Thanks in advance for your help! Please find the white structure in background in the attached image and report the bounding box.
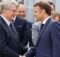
[35,0,55,3]
[15,0,35,23]
[16,0,57,23]
[35,0,60,14]
[1,0,60,22]
[24,0,35,23]
[2,0,18,4]
[17,0,23,3]
[55,0,60,14]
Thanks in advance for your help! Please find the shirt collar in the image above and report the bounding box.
[13,16,16,21]
[42,16,51,24]
[1,15,11,26]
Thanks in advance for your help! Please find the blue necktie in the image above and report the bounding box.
[40,23,44,32]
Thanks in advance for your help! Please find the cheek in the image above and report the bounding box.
[38,13,41,17]
[18,13,22,16]
[11,12,15,16]
[9,12,14,19]
[10,13,13,17]
[36,12,39,17]
[16,12,19,15]
[7,13,12,17]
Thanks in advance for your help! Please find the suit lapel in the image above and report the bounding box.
[0,16,11,37]
[0,16,19,41]
[36,18,52,46]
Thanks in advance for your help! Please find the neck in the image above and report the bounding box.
[42,14,49,22]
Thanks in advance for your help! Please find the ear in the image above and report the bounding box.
[41,9,45,15]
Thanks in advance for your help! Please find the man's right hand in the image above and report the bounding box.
[19,55,26,57]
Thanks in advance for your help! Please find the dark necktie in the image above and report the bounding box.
[10,23,14,32]
[10,23,17,34]
[35,23,44,45]
[10,23,19,41]
[40,23,44,32]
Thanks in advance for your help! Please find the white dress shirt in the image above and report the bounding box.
[42,16,51,24]
[1,15,11,26]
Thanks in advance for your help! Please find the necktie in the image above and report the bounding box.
[10,23,19,41]
[40,23,44,32]
[35,24,44,45]
[10,23,15,32]
[10,22,18,34]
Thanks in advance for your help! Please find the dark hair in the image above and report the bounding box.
[48,2,55,10]
[54,13,60,22]
[34,1,51,15]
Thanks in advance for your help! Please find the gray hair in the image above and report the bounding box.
[1,0,18,10]
[0,3,4,14]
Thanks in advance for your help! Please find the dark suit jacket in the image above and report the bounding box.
[26,18,60,57]
[24,21,34,47]
[14,17,34,47]
[36,18,60,57]
[14,17,27,46]
[0,16,27,57]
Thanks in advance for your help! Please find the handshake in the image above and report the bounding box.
[19,47,30,57]
[19,47,35,57]
[19,55,26,57]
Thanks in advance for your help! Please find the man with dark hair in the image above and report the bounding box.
[21,1,60,57]
[48,2,55,10]
[34,1,60,57]
[48,2,56,19]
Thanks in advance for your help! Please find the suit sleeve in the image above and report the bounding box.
[25,47,35,57]
[50,22,60,57]
[28,23,34,47]
[0,27,19,57]
[20,20,28,46]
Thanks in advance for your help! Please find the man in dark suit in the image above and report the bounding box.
[14,4,34,47]
[34,2,60,57]
[25,21,34,47]
[0,1,27,57]
[14,16,27,46]
[21,1,60,57]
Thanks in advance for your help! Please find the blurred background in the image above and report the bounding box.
[0,0,60,23]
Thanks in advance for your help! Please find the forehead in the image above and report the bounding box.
[34,6,40,11]
[10,4,17,10]
[18,5,26,11]
[18,8,25,12]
